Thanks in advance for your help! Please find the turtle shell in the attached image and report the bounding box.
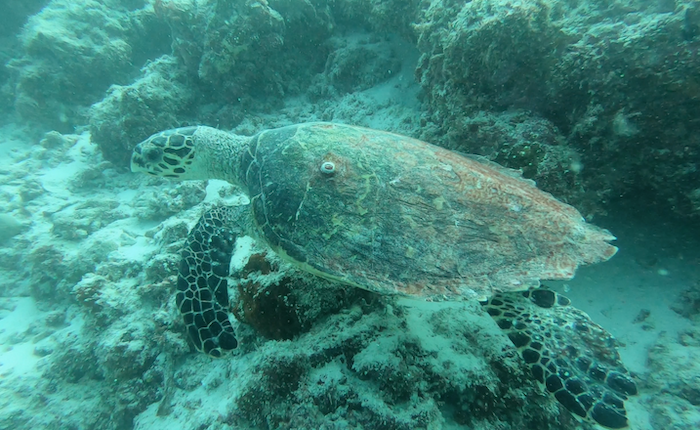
[239,122,616,300]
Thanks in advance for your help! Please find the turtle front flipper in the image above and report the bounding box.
[482,288,638,429]
[178,206,243,357]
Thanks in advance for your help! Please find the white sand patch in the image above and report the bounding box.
[204,179,249,205]
[549,214,699,376]
[230,236,255,273]
[116,236,159,261]
[399,298,480,353]
[0,128,31,169]
[38,132,93,197]
[0,297,42,376]
[133,355,255,430]
[115,188,140,203]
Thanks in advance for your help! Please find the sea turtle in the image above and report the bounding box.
[131,122,637,428]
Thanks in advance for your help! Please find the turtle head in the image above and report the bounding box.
[131,126,245,182]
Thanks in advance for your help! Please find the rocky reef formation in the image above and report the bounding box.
[2,0,170,132]
[3,1,700,429]
[414,0,700,216]
[3,1,700,216]
[646,326,700,428]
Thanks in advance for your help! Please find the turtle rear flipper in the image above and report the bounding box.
[177,206,244,357]
[483,288,638,429]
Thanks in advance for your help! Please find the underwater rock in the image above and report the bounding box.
[327,0,420,39]
[227,300,568,429]
[8,0,169,132]
[647,329,700,427]
[87,0,419,166]
[131,181,206,220]
[231,250,375,342]
[0,213,26,245]
[414,0,700,217]
[321,35,403,94]
[89,56,195,167]
[194,0,332,105]
[671,282,700,321]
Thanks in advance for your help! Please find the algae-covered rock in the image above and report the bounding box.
[547,2,700,217]
[89,55,196,167]
[230,249,374,342]
[193,0,333,113]
[318,34,403,95]
[328,0,421,39]
[414,0,700,217]
[7,0,170,131]
[228,299,567,430]
[0,0,49,121]
[647,329,700,427]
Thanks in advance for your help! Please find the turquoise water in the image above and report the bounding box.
[1,1,699,429]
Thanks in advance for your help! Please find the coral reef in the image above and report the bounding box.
[5,0,170,132]
[4,0,700,217]
[131,180,207,220]
[0,0,49,120]
[646,328,700,428]
[315,34,403,96]
[163,0,334,124]
[210,298,570,430]
[88,0,420,168]
[3,1,700,430]
[414,0,700,216]
[88,56,196,166]
[328,0,421,38]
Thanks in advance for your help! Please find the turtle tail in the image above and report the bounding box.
[177,206,240,357]
[482,287,638,429]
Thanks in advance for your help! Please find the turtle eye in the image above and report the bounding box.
[144,147,163,162]
[320,161,335,175]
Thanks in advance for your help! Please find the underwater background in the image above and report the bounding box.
[1,0,700,429]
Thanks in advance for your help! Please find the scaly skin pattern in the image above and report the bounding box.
[177,206,242,357]
[483,288,638,429]
[131,126,248,181]
[238,122,617,300]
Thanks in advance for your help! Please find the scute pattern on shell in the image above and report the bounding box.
[241,122,617,300]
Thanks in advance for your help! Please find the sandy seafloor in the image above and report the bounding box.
[1,29,700,430]
[549,207,700,429]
